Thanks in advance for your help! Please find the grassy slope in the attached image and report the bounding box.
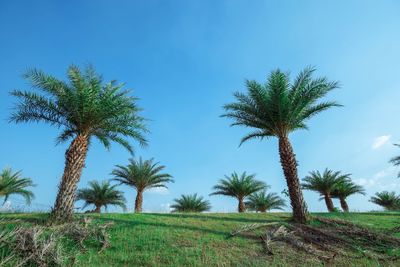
[2,212,400,267]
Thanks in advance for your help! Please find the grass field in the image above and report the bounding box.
[1,212,400,266]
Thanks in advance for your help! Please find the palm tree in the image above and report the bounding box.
[171,194,211,213]
[302,169,347,212]
[76,180,126,213]
[0,168,34,204]
[10,65,147,223]
[222,67,340,223]
[331,179,365,212]
[245,190,286,212]
[112,158,173,213]
[210,172,267,212]
[370,191,400,211]
[389,143,400,178]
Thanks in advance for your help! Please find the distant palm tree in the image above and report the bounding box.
[210,172,267,212]
[389,143,400,178]
[10,65,147,223]
[222,67,340,223]
[302,169,348,212]
[171,194,211,213]
[112,158,173,213]
[76,180,126,213]
[331,179,365,212]
[0,168,34,205]
[245,190,286,212]
[370,191,400,211]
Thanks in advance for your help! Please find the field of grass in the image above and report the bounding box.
[1,212,400,266]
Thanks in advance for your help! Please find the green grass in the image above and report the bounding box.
[1,212,400,266]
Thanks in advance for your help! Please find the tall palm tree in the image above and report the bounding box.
[112,158,173,213]
[222,67,340,223]
[210,172,267,212]
[10,65,147,223]
[370,191,400,211]
[302,169,347,212]
[171,194,211,213]
[0,168,34,204]
[245,190,286,212]
[76,180,126,213]
[331,179,365,212]
[389,143,400,178]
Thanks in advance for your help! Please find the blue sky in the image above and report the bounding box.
[1,1,400,212]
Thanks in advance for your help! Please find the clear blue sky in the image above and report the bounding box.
[1,1,400,212]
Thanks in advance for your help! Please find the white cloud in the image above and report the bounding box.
[0,201,12,212]
[355,167,400,190]
[372,135,391,149]
[147,187,170,195]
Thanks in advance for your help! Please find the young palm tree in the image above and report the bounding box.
[10,65,147,222]
[0,168,34,204]
[171,194,211,213]
[222,67,340,223]
[330,179,365,212]
[302,169,347,212]
[245,190,286,212]
[370,191,400,211]
[210,172,267,212]
[112,158,173,213]
[76,180,126,213]
[389,143,400,178]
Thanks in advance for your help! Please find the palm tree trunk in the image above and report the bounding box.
[135,190,143,213]
[278,136,309,223]
[339,197,349,212]
[50,134,89,223]
[324,193,335,212]
[238,198,245,212]
[94,205,101,213]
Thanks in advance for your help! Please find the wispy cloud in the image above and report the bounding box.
[355,166,400,190]
[147,187,170,195]
[372,135,391,149]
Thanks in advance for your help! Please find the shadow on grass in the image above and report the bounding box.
[141,213,290,223]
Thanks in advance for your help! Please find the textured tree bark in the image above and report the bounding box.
[238,198,245,213]
[94,205,101,213]
[339,197,349,212]
[323,193,335,212]
[278,136,309,223]
[135,190,143,213]
[50,134,89,223]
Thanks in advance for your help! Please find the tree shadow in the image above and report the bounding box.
[142,213,289,223]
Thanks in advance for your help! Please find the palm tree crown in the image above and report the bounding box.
[222,67,340,223]
[370,191,400,211]
[389,143,400,178]
[302,169,348,212]
[171,194,211,213]
[76,180,126,213]
[210,172,267,212]
[0,168,34,204]
[112,158,173,212]
[10,65,147,223]
[245,191,286,212]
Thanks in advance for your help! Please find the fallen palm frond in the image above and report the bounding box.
[230,216,400,264]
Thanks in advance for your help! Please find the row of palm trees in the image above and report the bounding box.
[7,65,400,223]
[2,164,398,213]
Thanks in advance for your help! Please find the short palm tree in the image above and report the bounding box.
[210,172,267,212]
[331,179,365,212]
[245,190,286,212]
[10,65,147,223]
[0,168,34,204]
[171,194,211,213]
[370,191,400,211]
[112,158,173,213]
[302,169,348,212]
[76,180,126,213]
[222,67,340,223]
[389,143,400,178]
